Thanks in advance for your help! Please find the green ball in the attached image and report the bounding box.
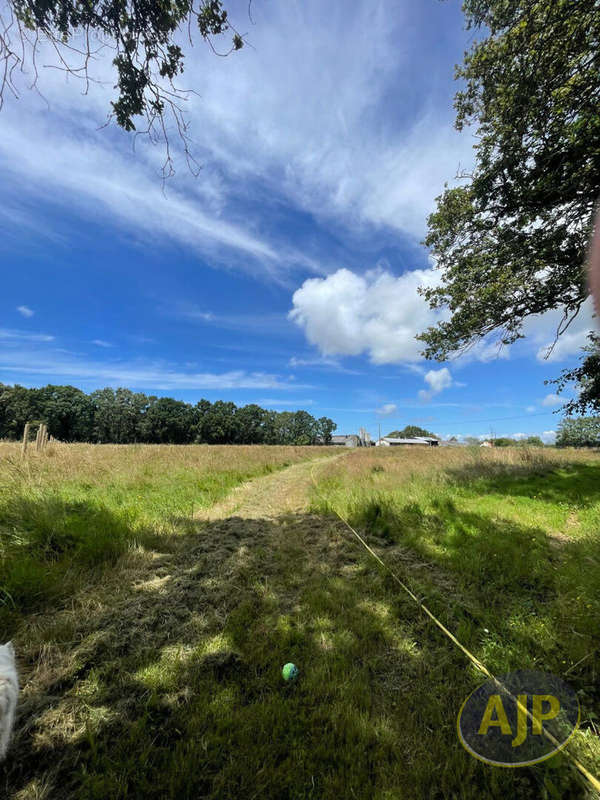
[282,662,299,681]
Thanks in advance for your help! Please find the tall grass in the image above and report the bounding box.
[310,446,600,794]
[0,443,335,627]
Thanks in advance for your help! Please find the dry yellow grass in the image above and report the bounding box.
[0,441,338,490]
[316,443,600,484]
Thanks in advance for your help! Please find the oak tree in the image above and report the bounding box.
[419,0,599,406]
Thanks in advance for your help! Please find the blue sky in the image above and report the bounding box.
[0,0,594,443]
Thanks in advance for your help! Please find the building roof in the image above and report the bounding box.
[382,437,431,444]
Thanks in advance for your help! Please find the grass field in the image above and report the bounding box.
[0,442,335,630]
[1,443,599,799]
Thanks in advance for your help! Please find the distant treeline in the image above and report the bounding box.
[489,436,545,447]
[0,384,337,445]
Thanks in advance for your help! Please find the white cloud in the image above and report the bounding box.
[0,346,300,391]
[376,403,398,417]
[541,430,557,445]
[526,405,536,412]
[418,367,455,401]
[0,0,474,286]
[290,263,594,373]
[425,367,453,394]
[521,298,595,363]
[456,337,511,364]
[92,339,113,348]
[288,356,361,375]
[174,2,473,239]
[0,115,295,279]
[542,393,562,407]
[174,308,293,335]
[0,328,54,342]
[192,312,214,322]
[290,267,446,363]
[16,305,34,318]
[289,356,337,368]
[259,399,315,408]
[511,433,528,441]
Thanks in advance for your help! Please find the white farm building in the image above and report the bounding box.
[376,436,439,447]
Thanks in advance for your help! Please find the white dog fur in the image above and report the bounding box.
[0,642,18,761]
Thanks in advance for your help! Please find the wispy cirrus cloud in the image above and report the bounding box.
[288,355,362,375]
[0,0,473,286]
[259,398,315,408]
[376,403,398,417]
[0,115,291,276]
[0,328,54,342]
[0,344,303,391]
[172,307,296,337]
[16,305,34,318]
[177,1,473,238]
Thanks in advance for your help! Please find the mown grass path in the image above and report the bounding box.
[198,451,347,520]
[4,451,361,799]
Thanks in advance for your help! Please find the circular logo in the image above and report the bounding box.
[457,671,580,767]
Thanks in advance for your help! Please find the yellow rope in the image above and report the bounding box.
[310,459,600,795]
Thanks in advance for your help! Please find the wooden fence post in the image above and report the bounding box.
[21,422,31,458]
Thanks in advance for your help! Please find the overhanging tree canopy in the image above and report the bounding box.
[419,0,599,394]
[548,332,600,415]
[0,0,243,172]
